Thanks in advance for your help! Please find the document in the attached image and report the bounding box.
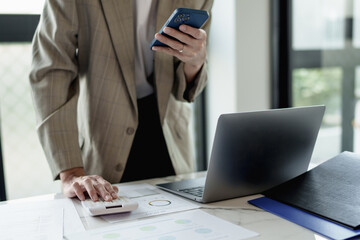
[67,209,259,240]
[0,202,63,240]
[0,198,84,239]
[53,198,85,235]
[102,184,200,223]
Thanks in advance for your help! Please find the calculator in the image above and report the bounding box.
[81,196,138,216]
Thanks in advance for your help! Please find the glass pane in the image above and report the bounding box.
[354,67,360,152]
[0,43,60,200]
[292,68,342,164]
[354,0,360,48]
[293,0,346,50]
[355,66,360,98]
[0,0,45,14]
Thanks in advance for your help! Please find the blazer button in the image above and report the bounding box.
[126,127,135,135]
[115,163,123,172]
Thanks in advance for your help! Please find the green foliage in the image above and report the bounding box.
[292,68,342,112]
[292,68,342,126]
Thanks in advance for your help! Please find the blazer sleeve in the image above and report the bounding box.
[29,0,82,180]
[173,0,213,102]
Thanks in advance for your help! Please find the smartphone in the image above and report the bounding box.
[150,8,209,49]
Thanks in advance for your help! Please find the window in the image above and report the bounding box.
[0,1,57,200]
[273,0,360,165]
[0,14,62,200]
[0,0,45,14]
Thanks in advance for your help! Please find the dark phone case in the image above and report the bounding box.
[149,8,209,49]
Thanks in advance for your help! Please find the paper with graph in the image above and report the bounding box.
[101,183,199,223]
[0,201,63,240]
[67,209,259,240]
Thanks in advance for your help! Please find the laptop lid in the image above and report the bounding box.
[201,105,325,203]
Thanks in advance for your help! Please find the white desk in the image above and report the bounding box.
[3,172,327,240]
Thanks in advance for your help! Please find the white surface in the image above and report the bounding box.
[0,198,84,237]
[207,0,271,162]
[0,200,64,240]
[207,0,237,155]
[67,209,259,240]
[101,184,199,223]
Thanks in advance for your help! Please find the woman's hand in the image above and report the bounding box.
[152,25,207,83]
[60,167,119,201]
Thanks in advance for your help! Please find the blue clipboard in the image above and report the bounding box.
[249,197,360,240]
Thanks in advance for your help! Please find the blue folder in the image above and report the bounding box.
[249,197,360,240]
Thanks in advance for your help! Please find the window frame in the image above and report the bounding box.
[0,129,5,201]
[271,0,360,152]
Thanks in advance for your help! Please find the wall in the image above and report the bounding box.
[236,0,271,112]
[207,0,271,156]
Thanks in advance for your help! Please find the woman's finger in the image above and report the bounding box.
[82,178,99,201]
[72,181,86,201]
[154,33,185,52]
[93,182,112,201]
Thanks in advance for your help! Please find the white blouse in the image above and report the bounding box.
[132,0,159,99]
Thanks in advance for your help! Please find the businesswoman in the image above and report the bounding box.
[30,0,213,201]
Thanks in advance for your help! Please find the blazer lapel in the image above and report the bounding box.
[100,0,137,112]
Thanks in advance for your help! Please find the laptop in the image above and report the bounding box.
[157,105,325,203]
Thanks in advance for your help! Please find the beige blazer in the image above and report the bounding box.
[29,0,213,183]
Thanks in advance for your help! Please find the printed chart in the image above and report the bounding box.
[0,201,63,240]
[0,198,84,239]
[102,184,199,223]
[67,209,259,240]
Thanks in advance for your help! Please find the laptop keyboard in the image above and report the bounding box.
[179,186,204,197]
